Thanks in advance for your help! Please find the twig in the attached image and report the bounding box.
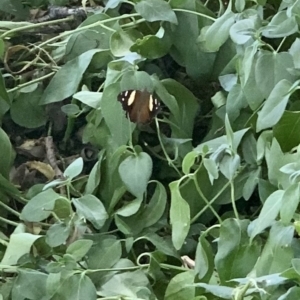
[44,136,63,179]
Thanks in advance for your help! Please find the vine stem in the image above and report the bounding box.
[202,224,221,237]
[0,17,74,39]
[155,118,182,177]
[38,13,140,49]
[7,72,55,93]
[0,216,19,227]
[0,201,20,217]
[191,180,231,224]
[276,36,286,53]
[173,8,216,21]
[193,173,223,224]
[4,7,217,51]
[231,180,239,220]
[191,165,245,223]
[0,265,18,272]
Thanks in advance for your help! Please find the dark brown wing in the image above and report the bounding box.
[117,90,160,124]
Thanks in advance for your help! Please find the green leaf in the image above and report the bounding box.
[280,183,300,224]
[40,49,103,104]
[73,91,102,108]
[203,158,219,184]
[262,11,298,38]
[258,178,277,204]
[169,181,190,250]
[53,197,72,219]
[195,234,214,280]
[0,38,4,59]
[215,219,259,282]
[43,178,66,191]
[73,194,108,229]
[195,128,249,154]
[265,138,295,188]
[278,287,300,300]
[101,82,134,147]
[141,233,178,258]
[219,153,241,180]
[1,232,41,265]
[120,70,154,92]
[110,29,137,57]
[199,10,234,52]
[118,152,153,198]
[292,258,300,276]
[0,127,14,179]
[235,0,245,12]
[86,237,121,269]
[249,190,284,241]
[231,272,286,287]
[241,43,259,86]
[0,71,10,105]
[65,14,114,61]
[225,114,234,150]
[242,133,257,165]
[255,222,293,276]
[130,27,172,59]
[100,145,127,209]
[289,38,300,68]
[105,60,134,87]
[116,198,143,217]
[61,104,80,116]
[0,0,28,19]
[226,84,247,122]
[84,151,104,194]
[165,271,195,300]
[105,0,122,10]
[242,168,260,200]
[46,272,63,297]
[274,111,300,152]
[21,189,62,222]
[256,131,273,164]
[12,270,47,300]
[135,0,178,24]
[64,157,84,179]
[10,86,46,128]
[192,283,234,299]
[255,52,295,99]
[182,151,198,175]
[67,239,93,261]
[219,74,237,92]
[256,80,294,132]
[46,223,71,247]
[99,268,151,298]
[56,274,97,300]
[114,183,167,234]
[140,181,167,227]
[242,49,265,110]
[0,172,21,198]
[166,1,215,79]
[162,79,198,139]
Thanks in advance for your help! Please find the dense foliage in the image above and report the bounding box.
[1,0,300,299]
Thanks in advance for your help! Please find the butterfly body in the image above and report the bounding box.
[118,90,160,124]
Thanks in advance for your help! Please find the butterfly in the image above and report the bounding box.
[118,90,160,124]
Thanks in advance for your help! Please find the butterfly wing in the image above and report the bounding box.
[118,90,160,124]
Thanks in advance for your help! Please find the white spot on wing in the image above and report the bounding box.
[127,90,136,106]
[154,98,158,110]
[149,95,154,111]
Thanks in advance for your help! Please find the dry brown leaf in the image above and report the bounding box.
[17,139,45,159]
[26,161,55,181]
